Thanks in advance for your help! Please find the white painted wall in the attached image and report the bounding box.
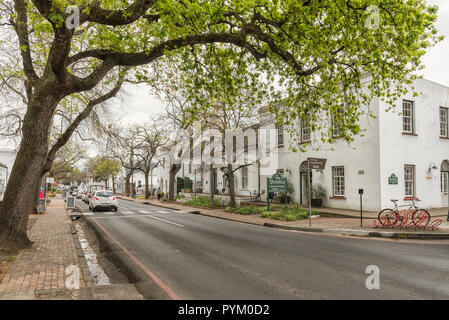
[0,148,17,201]
[379,79,449,210]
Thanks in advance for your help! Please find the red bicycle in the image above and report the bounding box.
[378,199,431,228]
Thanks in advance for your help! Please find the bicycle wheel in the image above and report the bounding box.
[411,209,431,228]
[378,209,398,226]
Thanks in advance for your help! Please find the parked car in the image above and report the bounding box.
[85,184,105,203]
[82,190,89,203]
[89,190,118,212]
[76,189,85,199]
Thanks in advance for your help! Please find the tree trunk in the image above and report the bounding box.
[112,177,116,193]
[168,164,181,201]
[124,170,133,196]
[0,83,63,250]
[144,170,149,200]
[228,164,236,207]
[209,164,214,207]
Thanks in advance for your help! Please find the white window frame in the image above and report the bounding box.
[300,119,311,142]
[404,164,416,197]
[441,171,448,194]
[331,108,344,138]
[332,166,345,196]
[440,107,448,138]
[241,166,248,189]
[402,100,415,134]
[276,124,284,147]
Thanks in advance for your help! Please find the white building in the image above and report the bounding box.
[0,148,17,201]
[158,79,449,212]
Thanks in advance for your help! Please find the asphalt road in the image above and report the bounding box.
[77,198,449,299]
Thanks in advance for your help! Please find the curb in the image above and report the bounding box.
[83,217,174,300]
[263,223,449,239]
[119,197,449,240]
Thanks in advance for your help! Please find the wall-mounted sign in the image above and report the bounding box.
[358,170,365,175]
[307,158,327,170]
[388,174,398,185]
[46,177,54,184]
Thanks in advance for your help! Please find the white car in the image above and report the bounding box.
[76,189,85,199]
[89,190,118,212]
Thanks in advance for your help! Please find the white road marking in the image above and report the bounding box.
[145,214,184,227]
[120,211,134,214]
[138,210,153,214]
[73,222,110,286]
[103,211,115,215]
[82,212,93,216]
[156,210,169,213]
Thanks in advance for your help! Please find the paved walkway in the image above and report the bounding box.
[0,199,89,294]
[0,198,143,299]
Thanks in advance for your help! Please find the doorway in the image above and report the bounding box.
[299,161,312,205]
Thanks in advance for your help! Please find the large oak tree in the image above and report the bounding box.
[0,0,440,249]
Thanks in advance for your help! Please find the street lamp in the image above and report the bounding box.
[427,162,437,173]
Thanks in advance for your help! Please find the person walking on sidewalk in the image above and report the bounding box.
[157,187,161,201]
[132,187,136,199]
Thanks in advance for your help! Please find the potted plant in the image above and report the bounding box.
[306,184,327,207]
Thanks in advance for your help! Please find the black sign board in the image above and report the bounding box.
[308,158,327,170]
[66,196,75,209]
[36,205,46,212]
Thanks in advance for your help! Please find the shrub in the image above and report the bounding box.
[261,206,319,221]
[304,184,327,199]
[233,205,266,215]
[185,196,224,208]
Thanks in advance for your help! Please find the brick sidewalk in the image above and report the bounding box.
[0,198,92,294]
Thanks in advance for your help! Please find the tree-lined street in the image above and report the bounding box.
[76,198,449,299]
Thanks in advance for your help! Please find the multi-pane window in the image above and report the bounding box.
[265,129,270,156]
[241,166,248,189]
[332,166,345,196]
[402,100,415,133]
[276,124,284,146]
[331,108,344,137]
[440,107,448,137]
[404,165,415,197]
[441,171,448,193]
[300,119,311,142]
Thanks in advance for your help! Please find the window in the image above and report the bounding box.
[331,108,344,138]
[440,107,448,138]
[300,119,311,142]
[241,166,248,189]
[403,100,415,134]
[276,124,284,146]
[441,160,449,193]
[266,129,270,156]
[404,165,415,197]
[162,157,165,168]
[332,166,345,196]
[441,172,448,193]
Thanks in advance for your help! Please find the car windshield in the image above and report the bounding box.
[95,191,114,198]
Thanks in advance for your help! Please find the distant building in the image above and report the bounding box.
[0,148,17,201]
